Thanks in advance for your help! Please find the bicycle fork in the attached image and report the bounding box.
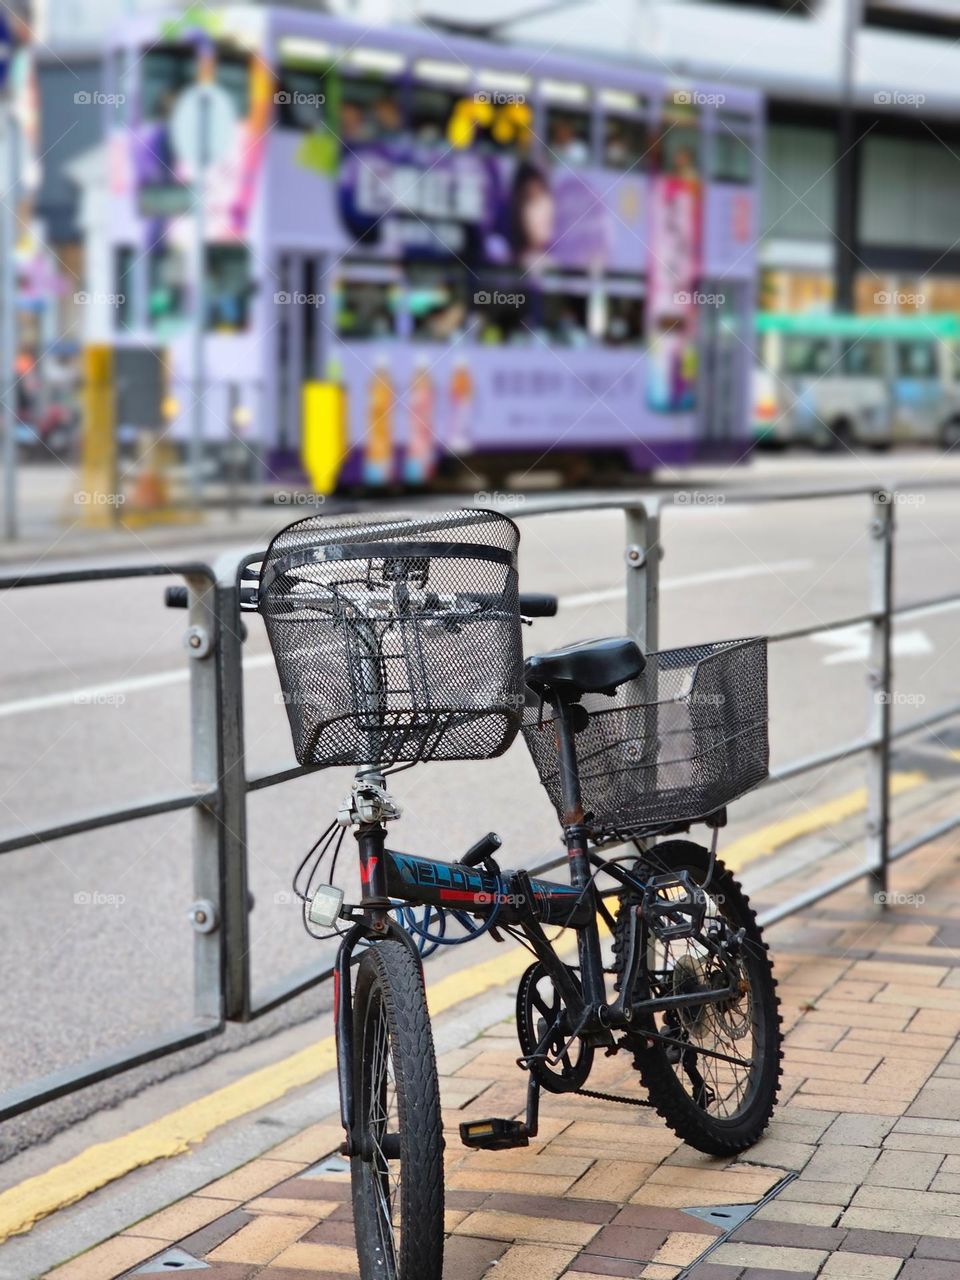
[334,780,423,1159]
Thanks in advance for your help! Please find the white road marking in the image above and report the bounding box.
[559,558,814,610]
[0,557,814,719]
[813,622,934,665]
[0,655,277,720]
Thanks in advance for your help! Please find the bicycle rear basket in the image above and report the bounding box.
[522,637,768,840]
[259,509,525,768]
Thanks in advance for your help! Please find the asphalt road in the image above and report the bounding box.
[4,449,960,1155]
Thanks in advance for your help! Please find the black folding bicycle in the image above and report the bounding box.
[253,508,782,1280]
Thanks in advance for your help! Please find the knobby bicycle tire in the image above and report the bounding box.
[350,940,444,1279]
[613,839,783,1155]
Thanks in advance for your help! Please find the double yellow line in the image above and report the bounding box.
[0,769,931,1245]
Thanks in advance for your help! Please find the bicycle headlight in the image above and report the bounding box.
[308,883,345,928]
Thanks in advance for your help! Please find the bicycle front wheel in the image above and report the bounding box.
[350,939,444,1280]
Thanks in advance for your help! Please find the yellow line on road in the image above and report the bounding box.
[721,771,928,873]
[0,771,932,1243]
[0,941,564,1245]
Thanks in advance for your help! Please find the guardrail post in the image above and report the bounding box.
[185,571,225,1021]
[866,489,894,906]
[215,562,253,1020]
[624,500,661,652]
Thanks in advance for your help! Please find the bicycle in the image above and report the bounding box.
[248,507,782,1280]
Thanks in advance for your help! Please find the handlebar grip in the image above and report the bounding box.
[519,593,558,617]
[461,832,503,868]
[164,585,258,609]
[164,585,188,609]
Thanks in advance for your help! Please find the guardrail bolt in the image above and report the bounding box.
[183,625,213,659]
[625,544,646,569]
[189,899,219,933]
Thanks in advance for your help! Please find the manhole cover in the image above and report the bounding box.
[305,1153,350,1175]
[133,1247,209,1273]
[682,1203,755,1229]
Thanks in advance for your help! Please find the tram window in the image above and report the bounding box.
[147,246,187,327]
[276,64,327,129]
[217,54,251,120]
[605,295,645,345]
[341,76,402,144]
[843,340,884,376]
[547,108,592,167]
[897,341,937,378]
[114,247,135,330]
[474,281,530,345]
[784,336,834,376]
[337,280,397,339]
[544,292,590,346]
[711,126,757,184]
[408,271,469,342]
[603,115,649,171]
[410,84,459,146]
[141,47,195,122]
[661,128,700,178]
[660,97,700,178]
[206,246,252,332]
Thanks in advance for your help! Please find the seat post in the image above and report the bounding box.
[553,697,606,1008]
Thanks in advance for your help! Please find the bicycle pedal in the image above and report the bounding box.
[459,1117,530,1150]
[642,872,707,942]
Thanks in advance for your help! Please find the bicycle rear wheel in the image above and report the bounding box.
[613,839,782,1155]
[351,940,444,1279]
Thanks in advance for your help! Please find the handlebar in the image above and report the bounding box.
[164,584,558,617]
[518,593,558,618]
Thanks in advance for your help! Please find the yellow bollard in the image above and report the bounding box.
[74,345,118,528]
[302,380,347,495]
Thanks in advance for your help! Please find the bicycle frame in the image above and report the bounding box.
[333,697,744,1155]
[330,601,743,1156]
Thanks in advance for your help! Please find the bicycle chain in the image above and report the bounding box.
[574,1085,654,1108]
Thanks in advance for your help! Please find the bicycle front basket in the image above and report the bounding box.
[259,509,525,768]
[522,637,769,840]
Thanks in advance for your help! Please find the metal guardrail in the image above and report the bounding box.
[1,483,957,1121]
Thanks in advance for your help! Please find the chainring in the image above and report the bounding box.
[516,961,594,1094]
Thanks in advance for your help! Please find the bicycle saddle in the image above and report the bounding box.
[524,636,645,699]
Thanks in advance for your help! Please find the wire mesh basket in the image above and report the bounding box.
[259,509,525,768]
[522,637,769,840]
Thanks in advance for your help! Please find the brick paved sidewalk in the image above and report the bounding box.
[43,828,960,1280]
